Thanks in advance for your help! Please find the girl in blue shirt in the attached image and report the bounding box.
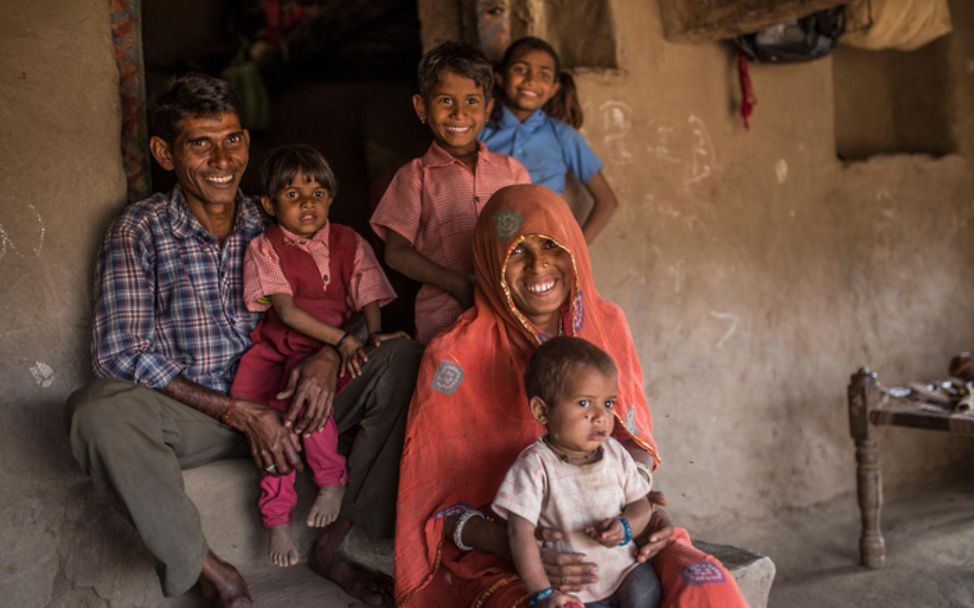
[480,36,619,243]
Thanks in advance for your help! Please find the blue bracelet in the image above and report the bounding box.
[618,516,632,546]
[528,587,555,606]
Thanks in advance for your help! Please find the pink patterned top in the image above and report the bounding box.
[243,222,395,313]
[370,141,530,343]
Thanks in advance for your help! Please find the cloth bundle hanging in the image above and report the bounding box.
[843,0,952,51]
[732,7,844,129]
[733,7,845,64]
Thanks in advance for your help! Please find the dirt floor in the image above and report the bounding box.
[762,474,974,607]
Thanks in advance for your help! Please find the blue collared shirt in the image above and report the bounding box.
[479,106,604,194]
[91,186,267,393]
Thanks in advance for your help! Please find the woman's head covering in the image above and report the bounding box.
[395,184,658,606]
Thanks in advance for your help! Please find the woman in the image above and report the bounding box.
[395,185,746,607]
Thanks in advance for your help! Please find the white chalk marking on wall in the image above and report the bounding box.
[684,115,716,190]
[0,224,13,261]
[645,119,681,163]
[29,361,55,388]
[600,101,633,164]
[667,263,684,294]
[0,204,45,261]
[27,204,45,255]
[775,159,788,184]
[709,311,738,348]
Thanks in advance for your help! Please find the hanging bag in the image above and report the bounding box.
[734,7,846,63]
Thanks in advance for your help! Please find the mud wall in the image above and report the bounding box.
[0,1,168,606]
[420,0,974,535]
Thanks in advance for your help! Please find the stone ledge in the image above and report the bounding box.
[185,460,774,606]
[696,541,776,608]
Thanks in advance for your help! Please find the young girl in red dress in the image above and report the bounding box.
[230,144,404,567]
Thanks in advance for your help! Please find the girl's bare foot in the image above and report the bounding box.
[307,485,345,527]
[268,524,299,567]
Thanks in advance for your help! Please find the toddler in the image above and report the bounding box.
[230,144,402,567]
[480,37,619,243]
[370,41,530,343]
[493,337,662,608]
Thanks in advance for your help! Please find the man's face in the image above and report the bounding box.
[150,112,249,210]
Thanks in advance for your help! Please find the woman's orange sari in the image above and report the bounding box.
[395,185,745,607]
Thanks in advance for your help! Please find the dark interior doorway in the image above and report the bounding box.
[141,0,429,334]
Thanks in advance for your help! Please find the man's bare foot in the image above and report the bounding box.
[268,524,300,567]
[199,551,252,608]
[309,518,392,606]
[307,485,345,527]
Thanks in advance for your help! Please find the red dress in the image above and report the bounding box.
[230,223,358,528]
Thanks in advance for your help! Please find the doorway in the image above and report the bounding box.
[138,0,429,333]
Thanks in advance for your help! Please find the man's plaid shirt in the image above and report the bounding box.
[91,187,267,393]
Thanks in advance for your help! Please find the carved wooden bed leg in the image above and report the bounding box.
[848,367,885,568]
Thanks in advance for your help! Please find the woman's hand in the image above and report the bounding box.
[585,517,625,548]
[634,506,674,562]
[338,334,368,378]
[537,528,598,592]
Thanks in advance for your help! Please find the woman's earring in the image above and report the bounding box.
[420,116,427,124]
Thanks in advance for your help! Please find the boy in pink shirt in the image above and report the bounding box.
[370,41,530,343]
[230,144,404,568]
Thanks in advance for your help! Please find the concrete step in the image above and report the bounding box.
[178,460,774,607]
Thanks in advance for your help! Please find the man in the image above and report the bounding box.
[68,73,421,607]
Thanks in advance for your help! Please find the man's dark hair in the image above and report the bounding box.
[148,73,242,143]
[417,41,494,100]
[260,144,338,199]
[524,336,617,405]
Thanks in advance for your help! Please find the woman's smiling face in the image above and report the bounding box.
[504,235,573,333]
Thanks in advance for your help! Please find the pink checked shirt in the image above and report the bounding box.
[370,141,530,343]
[243,222,395,313]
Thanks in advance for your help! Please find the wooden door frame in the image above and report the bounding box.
[111,0,151,202]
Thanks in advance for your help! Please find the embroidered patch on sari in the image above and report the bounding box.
[680,561,726,586]
[432,360,464,395]
[573,289,585,332]
[494,210,524,242]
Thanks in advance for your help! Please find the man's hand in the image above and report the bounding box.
[226,399,303,475]
[536,528,598,592]
[634,505,674,562]
[276,347,339,436]
[585,517,625,548]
